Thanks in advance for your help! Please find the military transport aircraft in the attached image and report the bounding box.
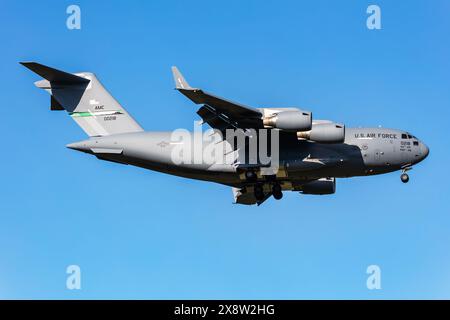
[21,62,429,205]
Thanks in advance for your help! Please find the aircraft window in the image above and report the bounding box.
[413,141,419,146]
[401,134,407,139]
[407,134,412,139]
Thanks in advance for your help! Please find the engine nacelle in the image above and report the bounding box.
[263,110,312,132]
[300,178,336,195]
[297,122,345,143]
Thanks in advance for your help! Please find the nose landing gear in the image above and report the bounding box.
[400,173,409,183]
[400,166,412,183]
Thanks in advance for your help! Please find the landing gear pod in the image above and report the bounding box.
[300,178,336,195]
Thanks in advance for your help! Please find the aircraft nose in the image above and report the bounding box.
[421,142,429,159]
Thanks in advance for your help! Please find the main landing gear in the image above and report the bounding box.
[245,170,258,182]
[253,183,283,201]
[246,170,283,201]
[272,184,283,200]
[254,184,265,201]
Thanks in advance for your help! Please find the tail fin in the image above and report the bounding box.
[21,62,143,137]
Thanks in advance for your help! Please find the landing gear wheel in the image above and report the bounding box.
[401,173,409,183]
[245,170,257,182]
[254,184,264,201]
[272,184,283,200]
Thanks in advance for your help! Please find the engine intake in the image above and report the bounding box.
[300,178,336,195]
[297,123,345,143]
[263,110,312,132]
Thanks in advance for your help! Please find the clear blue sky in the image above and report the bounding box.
[0,0,449,299]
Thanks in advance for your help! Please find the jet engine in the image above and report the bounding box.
[297,122,345,143]
[300,178,336,195]
[263,110,312,132]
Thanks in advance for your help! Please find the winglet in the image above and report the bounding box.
[171,66,192,89]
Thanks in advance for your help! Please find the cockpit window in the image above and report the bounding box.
[413,141,419,146]
[402,133,416,139]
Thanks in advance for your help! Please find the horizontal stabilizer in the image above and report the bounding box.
[50,96,65,110]
[20,62,90,85]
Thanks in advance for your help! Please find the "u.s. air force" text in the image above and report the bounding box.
[355,133,397,139]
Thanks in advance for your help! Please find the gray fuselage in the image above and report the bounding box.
[67,127,429,188]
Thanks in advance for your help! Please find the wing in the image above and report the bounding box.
[171,67,263,132]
